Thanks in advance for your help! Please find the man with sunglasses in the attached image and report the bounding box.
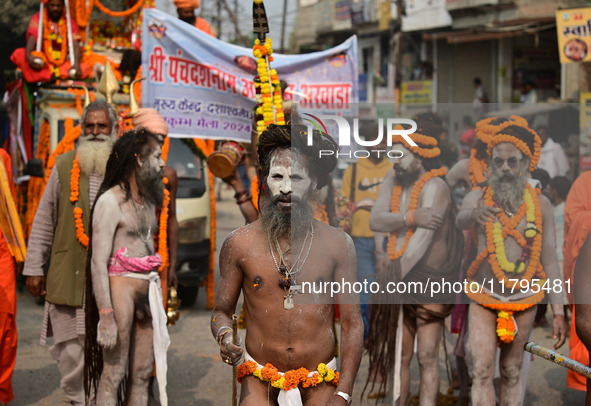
[457,124,568,406]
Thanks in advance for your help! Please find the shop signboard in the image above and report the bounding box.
[556,7,591,64]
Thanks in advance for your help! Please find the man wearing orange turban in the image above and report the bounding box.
[173,0,215,37]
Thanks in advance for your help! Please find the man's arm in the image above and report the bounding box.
[456,188,497,230]
[445,158,470,190]
[370,169,406,233]
[73,40,82,78]
[25,35,41,69]
[211,230,244,364]
[165,167,179,288]
[331,231,363,403]
[23,167,60,296]
[539,194,568,349]
[222,169,258,224]
[90,191,120,349]
[400,178,449,278]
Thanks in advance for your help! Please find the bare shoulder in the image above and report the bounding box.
[95,187,123,212]
[221,220,263,253]
[422,176,451,201]
[425,176,450,192]
[314,220,354,253]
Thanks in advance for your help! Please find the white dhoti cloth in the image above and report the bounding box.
[243,350,337,406]
[119,271,170,406]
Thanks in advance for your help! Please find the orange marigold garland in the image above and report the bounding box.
[71,157,89,249]
[93,0,145,17]
[157,138,171,271]
[237,360,339,391]
[387,167,447,260]
[41,9,68,70]
[465,184,545,343]
[46,119,81,184]
[390,132,441,159]
[26,121,51,238]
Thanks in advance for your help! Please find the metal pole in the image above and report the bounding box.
[232,314,238,406]
[217,0,222,39]
[394,0,404,115]
[63,0,76,77]
[524,342,591,379]
[280,0,288,53]
[36,2,44,52]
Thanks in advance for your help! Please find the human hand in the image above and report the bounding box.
[375,250,388,274]
[552,314,568,349]
[219,331,243,366]
[26,276,46,297]
[168,268,178,290]
[413,207,443,230]
[222,170,242,188]
[73,64,82,79]
[97,312,118,350]
[471,206,499,225]
[26,53,44,70]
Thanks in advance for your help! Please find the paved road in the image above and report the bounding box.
[11,187,587,405]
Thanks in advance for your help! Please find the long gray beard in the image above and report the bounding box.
[77,137,113,176]
[489,171,528,213]
[137,166,165,207]
[260,195,313,244]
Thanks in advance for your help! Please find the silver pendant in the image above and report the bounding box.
[284,295,294,310]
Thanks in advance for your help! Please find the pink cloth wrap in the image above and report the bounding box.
[132,108,168,136]
[108,247,162,276]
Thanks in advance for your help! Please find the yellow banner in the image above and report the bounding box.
[580,92,591,171]
[556,7,591,64]
[401,80,432,104]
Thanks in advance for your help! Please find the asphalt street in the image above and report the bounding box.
[11,186,587,405]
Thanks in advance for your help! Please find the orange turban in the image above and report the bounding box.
[132,108,168,136]
[173,0,200,9]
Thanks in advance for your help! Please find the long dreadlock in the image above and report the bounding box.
[84,129,160,405]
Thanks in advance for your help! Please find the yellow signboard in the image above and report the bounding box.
[401,80,432,104]
[556,7,591,64]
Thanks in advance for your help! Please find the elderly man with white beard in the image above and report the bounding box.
[23,100,118,406]
[457,124,568,406]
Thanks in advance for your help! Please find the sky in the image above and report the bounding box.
[154,0,298,49]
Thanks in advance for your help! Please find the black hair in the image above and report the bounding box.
[474,77,482,85]
[549,176,572,200]
[531,168,551,190]
[496,125,537,158]
[96,129,161,203]
[257,124,338,191]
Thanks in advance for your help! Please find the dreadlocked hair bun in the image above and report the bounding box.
[257,124,338,189]
[413,111,443,140]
